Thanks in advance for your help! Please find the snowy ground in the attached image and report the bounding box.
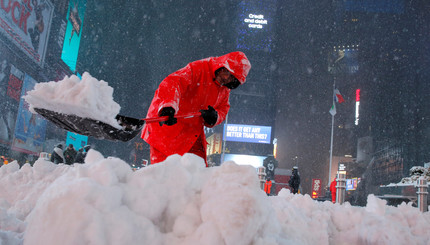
[1,150,430,245]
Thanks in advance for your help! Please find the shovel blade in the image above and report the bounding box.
[34,108,144,142]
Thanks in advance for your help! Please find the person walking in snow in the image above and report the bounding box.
[288,166,300,194]
[50,144,65,164]
[63,144,77,165]
[141,51,251,166]
[330,177,337,203]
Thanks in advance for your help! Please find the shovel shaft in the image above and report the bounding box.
[142,112,202,123]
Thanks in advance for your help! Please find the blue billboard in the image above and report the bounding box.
[12,74,47,155]
[223,124,271,144]
[66,132,88,150]
[61,0,87,72]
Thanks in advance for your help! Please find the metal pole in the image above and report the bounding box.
[221,112,228,164]
[416,177,428,212]
[328,115,334,186]
[257,166,266,190]
[328,81,335,187]
[336,172,346,204]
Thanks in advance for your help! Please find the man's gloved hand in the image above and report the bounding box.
[159,107,177,126]
[200,105,218,126]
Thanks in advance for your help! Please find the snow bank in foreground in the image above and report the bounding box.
[0,151,430,245]
[23,72,121,128]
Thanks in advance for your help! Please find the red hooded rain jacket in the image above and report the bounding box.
[141,51,251,157]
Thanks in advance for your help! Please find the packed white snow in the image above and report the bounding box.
[23,72,121,129]
[384,166,430,187]
[1,152,430,245]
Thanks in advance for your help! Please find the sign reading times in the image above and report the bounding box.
[223,124,271,144]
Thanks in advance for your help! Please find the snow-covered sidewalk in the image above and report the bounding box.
[1,151,429,245]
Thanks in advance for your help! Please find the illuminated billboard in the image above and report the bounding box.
[12,74,47,155]
[346,178,360,191]
[0,59,22,146]
[328,46,359,75]
[66,132,88,150]
[0,0,54,67]
[61,0,86,72]
[223,124,271,144]
[355,89,360,125]
[236,0,276,52]
[244,14,268,29]
[223,154,266,168]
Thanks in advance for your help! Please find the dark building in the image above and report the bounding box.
[273,0,430,194]
[335,0,430,184]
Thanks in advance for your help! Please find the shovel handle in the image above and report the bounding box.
[142,112,202,123]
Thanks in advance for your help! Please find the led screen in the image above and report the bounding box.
[223,154,266,168]
[61,0,87,72]
[223,123,271,144]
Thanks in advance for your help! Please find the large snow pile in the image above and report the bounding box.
[1,151,430,245]
[23,72,121,128]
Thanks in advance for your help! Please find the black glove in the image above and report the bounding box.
[159,107,177,126]
[200,105,218,126]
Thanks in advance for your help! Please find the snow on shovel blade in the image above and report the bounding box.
[34,108,144,142]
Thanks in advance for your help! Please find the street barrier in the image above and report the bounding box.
[257,166,266,190]
[416,177,428,212]
[336,172,346,204]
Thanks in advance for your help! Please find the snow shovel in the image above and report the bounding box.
[33,108,201,142]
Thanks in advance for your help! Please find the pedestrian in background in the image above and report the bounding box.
[75,145,91,164]
[50,144,65,164]
[330,177,337,203]
[63,144,77,165]
[288,166,300,194]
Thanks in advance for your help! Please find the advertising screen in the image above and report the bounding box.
[312,179,322,198]
[223,154,266,168]
[12,74,47,155]
[328,48,359,75]
[66,131,88,150]
[346,178,360,191]
[0,0,54,67]
[236,0,276,52]
[223,124,271,144]
[61,0,87,72]
[0,58,21,146]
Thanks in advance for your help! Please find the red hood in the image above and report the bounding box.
[210,51,251,84]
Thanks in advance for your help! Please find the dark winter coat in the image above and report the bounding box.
[64,147,77,165]
[263,155,278,180]
[74,149,86,164]
[141,52,251,157]
[288,170,300,194]
[50,146,64,164]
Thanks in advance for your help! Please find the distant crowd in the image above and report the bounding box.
[50,144,91,165]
